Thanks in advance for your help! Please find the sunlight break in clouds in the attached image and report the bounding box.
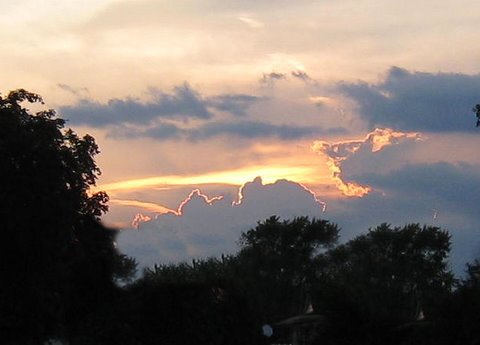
[312,128,422,197]
[117,177,329,266]
[95,165,322,194]
[118,189,225,228]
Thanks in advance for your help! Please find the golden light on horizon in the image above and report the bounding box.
[95,165,329,194]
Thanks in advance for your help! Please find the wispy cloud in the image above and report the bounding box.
[57,83,89,97]
[237,15,265,29]
[291,70,315,83]
[260,72,287,85]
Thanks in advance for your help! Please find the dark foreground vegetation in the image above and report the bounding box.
[1,90,479,345]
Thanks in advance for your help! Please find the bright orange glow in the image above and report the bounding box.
[110,199,176,214]
[177,189,224,215]
[312,128,421,197]
[131,213,152,228]
[368,128,421,152]
[321,153,372,197]
[95,165,325,193]
[111,189,224,217]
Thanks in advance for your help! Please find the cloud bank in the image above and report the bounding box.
[116,177,326,268]
[341,67,480,132]
[312,127,421,197]
[325,161,480,273]
[60,84,261,127]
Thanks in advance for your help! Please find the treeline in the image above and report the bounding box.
[1,90,479,345]
[110,218,479,345]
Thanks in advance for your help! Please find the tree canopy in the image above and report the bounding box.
[313,223,454,344]
[236,216,339,322]
[0,89,121,344]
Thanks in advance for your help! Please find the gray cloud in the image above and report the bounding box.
[260,72,287,85]
[117,177,326,267]
[61,83,211,127]
[57,83,89,97]
[60,84,261,127]
[323,161,480,273]
[206,94,262,116]
[115,162,480,274]
[108,122,183,140]
[110,120,342,141]
[340,67,480,132]
[188,120,331,141]
[291,70,314,83]
[356,161,480,218]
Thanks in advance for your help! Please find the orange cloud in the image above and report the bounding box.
[312,128,421,197]
[110,199,176,214]
[95,165,323,194]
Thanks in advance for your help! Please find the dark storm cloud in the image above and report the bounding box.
[340,67,480,132]
[60,84,261,127]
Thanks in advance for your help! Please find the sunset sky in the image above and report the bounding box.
[3,0,480,272]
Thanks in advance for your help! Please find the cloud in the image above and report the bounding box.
[324,161,480,273]
[237,16,265,29]
[260,72,287,85]
[187,120,327,141]
[312,128,421,197]
[357,161,480,218]
[116,177,326,268]
[291,70,315,84]
[115,162,480,274]
[57,83,89,97]
[108,122,182,140]
[108,120,340,141]
[61,83,211,127]
[340,67,480,132]
[60,84,261,127]
[206,94,262,116]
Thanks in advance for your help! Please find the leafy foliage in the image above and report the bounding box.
[236,216,339,322]
[314,223,454,344]
[122,257,264,345]
[0,90,129,344]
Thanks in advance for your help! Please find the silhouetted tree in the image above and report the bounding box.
[314,223,454,345]
[431,258,480,345]
[121,257,263,345]
[0,89,126,344]
[235,216,339,324]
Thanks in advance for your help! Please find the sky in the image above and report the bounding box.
[3,0,480,273]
